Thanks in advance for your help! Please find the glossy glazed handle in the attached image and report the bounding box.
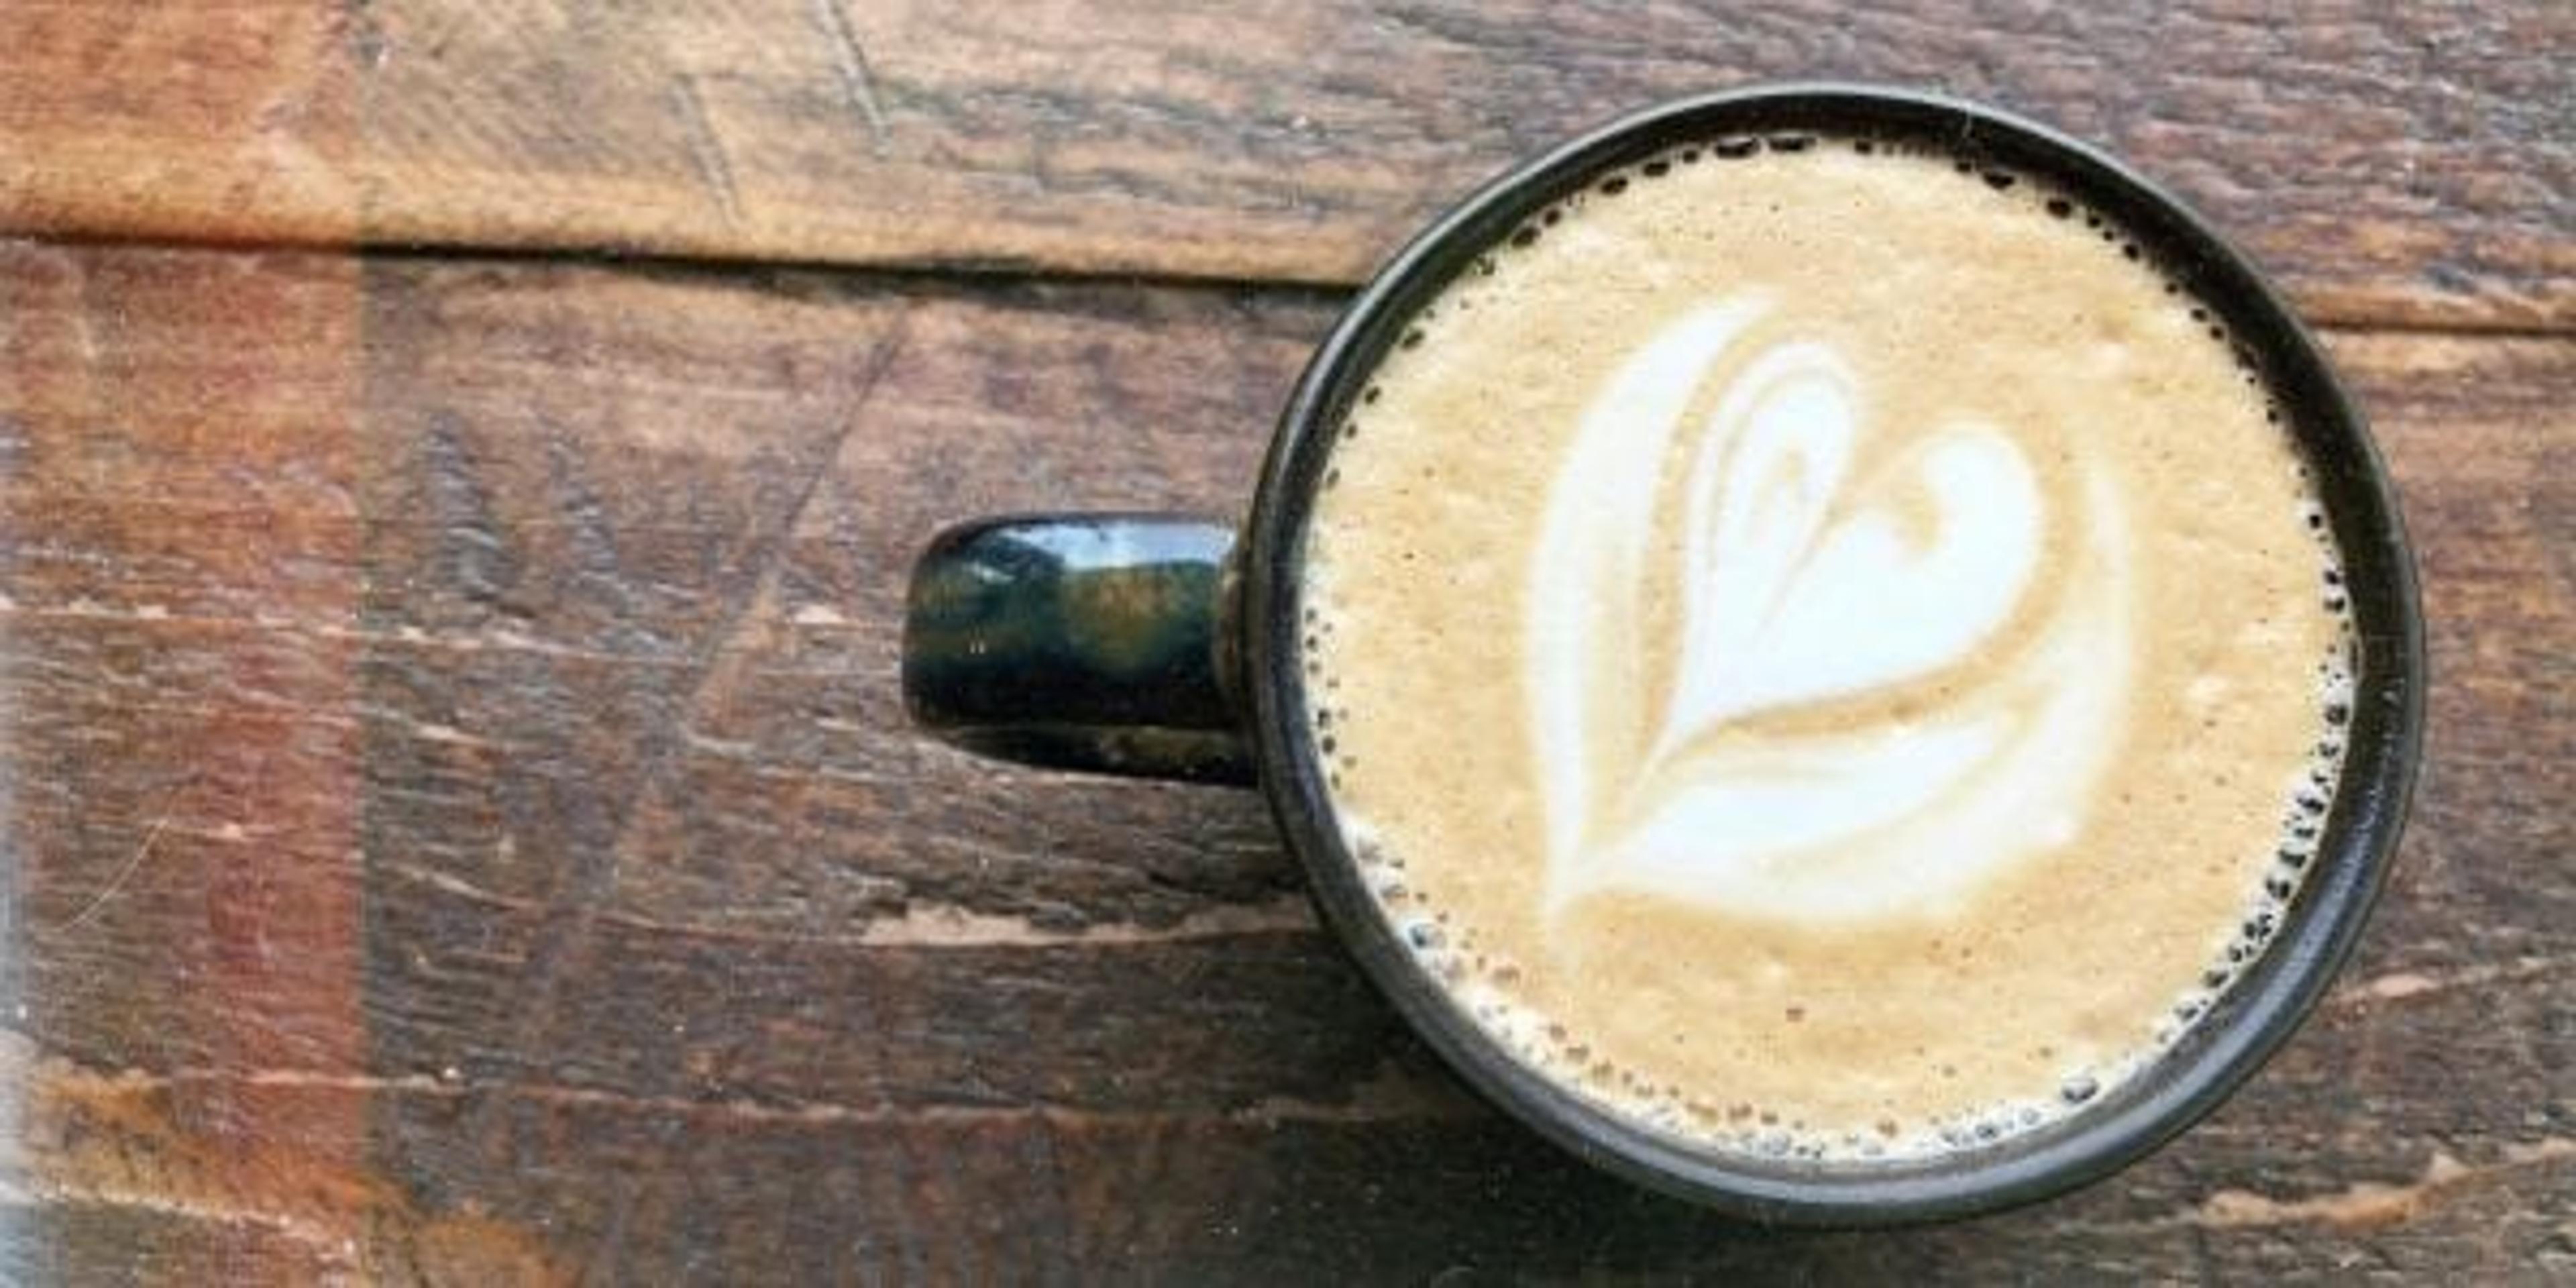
[902,515,1252,785]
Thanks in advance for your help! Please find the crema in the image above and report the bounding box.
[1299,138,2352,1161]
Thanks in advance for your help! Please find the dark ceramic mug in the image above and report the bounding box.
[902,85,2424,1224]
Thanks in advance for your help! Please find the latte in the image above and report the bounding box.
[1298,138,2353,1160]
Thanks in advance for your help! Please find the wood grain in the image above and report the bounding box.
[0,243,2567,1282]
[1,1,2569,329]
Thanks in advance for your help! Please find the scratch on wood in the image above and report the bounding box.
[380,860,537,912]
[0,1176,356,1266]
[0,598,698,669]
[41,807,175,938]
[9,1044,1479,1130]
[354,700,500,749]
[670,74,743,227]
[808,0,892,151]
[382,853,1308,947]
[65,248,101,370]
[651,309,913,750]
[2189,1139,2575,1231]
[1232,1057,1477,1126]
[466,313,916,1157]
[853,894,1315,947]
[680,729,763,759]
[2329,955,2567,1010]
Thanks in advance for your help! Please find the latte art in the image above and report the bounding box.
[1300,137,2352,1160]
[1529,298,2134,921]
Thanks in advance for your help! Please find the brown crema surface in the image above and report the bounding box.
[1299,142,2347,1157]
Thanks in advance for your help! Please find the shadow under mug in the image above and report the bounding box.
[901,85,2424,1225]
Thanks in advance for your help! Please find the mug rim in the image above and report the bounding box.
[1240,83,2426,1225]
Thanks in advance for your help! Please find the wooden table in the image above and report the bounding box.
[0,3,2567,1283]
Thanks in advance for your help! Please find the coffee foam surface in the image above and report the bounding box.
[1300,138,2353,1160]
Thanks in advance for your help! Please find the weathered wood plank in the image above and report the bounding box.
[1,1,2568,328]
[11,1046,2573,1284]
[0,244,2567,1280]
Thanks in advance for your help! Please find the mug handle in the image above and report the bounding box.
[902,515,1253,785]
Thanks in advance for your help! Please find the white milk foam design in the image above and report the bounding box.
[1528,296,2134,922]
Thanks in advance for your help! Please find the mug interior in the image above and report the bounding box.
[1240,85,2424,1224]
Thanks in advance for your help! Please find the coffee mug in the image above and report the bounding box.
[901,85,2422,1224]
